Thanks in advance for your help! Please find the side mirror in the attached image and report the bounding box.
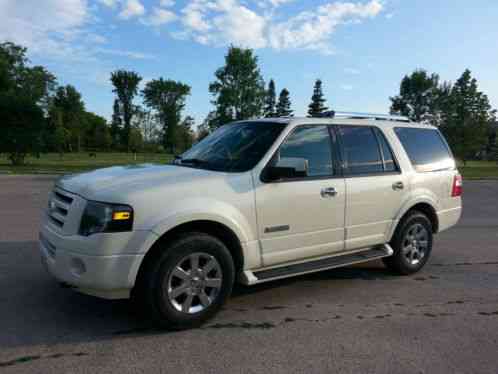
[263,157,309,182]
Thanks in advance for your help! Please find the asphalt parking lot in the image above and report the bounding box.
[1,175,497,373]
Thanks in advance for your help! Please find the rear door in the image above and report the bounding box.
[336,125,410,250]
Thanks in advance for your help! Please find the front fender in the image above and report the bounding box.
[147,198,255,247]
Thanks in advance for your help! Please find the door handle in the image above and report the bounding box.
[321,187,337,198]
[392,181,404,191]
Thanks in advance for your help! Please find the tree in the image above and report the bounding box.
[308,79,328,117]
[0,42,56,164]
[209,46,265,127]
[52,85,85,152]
[0,95,44,165]
[142,78,191,154]
[110,70,142,151]
[263,79,277,117]
[390,70,441,123]
[0,42,56,108]
[439,70,496,165]
[110,99,122,150]
[176,116,195,152]
[83,111,111,151]
[276,88,293,117]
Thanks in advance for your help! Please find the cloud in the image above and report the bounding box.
[118,0,145,19]
[159,0,175,7]
[142,7,177,26]
[99,0,118,7]
[341,84,353,90]
[180,0,267,48]
[385,12,394,19]
[344,67,360,75]
[268,0,383,52]
[175,0,383,52]
[0,0,89,52]
[96,48,155,59]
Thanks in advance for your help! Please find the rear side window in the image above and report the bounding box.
[338,126,384,174]
[373,128,397,172]
[394,127,454,172]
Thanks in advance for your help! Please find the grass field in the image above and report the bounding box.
[0,153,497,179]
[0,152,174,174]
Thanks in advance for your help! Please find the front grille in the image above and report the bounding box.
[48,188,74,229]
[40,233,56,258]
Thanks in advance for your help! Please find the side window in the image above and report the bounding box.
[338,126,384,175]
[374,128,398,172]
[275,125,334,178]
[394,127,454,172]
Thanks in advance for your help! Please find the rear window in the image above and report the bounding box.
[394,127,454,172]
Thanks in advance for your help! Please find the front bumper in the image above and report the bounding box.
[39,220,157,300]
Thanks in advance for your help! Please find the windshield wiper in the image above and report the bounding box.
[180,158,209,165]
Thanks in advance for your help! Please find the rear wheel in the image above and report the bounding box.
[383,211,433,275]
[140,233,235,330]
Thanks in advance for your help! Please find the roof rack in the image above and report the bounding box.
[314,111,410,123]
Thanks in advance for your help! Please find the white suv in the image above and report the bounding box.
[39,112,462,329]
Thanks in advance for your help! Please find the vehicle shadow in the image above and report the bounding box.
[0,240,396,349]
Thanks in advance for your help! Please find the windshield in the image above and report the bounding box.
[176,121,287,172]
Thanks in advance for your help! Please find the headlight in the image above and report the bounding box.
[79,201,133,236]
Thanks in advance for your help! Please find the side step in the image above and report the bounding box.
[245,245,393,285]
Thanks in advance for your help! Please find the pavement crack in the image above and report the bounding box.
[0,352,89,368]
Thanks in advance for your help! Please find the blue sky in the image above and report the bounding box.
[1,0,498,127]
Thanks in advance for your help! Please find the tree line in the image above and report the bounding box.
[1,40,496,166]
[390,69,497,164]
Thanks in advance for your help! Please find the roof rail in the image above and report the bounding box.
[313,111,410,123]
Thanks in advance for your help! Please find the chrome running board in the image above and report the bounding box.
[241,244,393,285]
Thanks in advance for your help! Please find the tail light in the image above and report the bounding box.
[451,174,463,197]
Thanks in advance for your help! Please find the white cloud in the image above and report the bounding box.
[180,0,267,48]
[96,48,155,59]
[0,0,89,53]
[385,12,394,19]
[119,0,145,19]
[268,0,383,51]
[99,0,118,8]
[175,0,383,53]
[159,0,175,7]
[341,84,353,90]
[142,7,177,26]
[344,67,360,75]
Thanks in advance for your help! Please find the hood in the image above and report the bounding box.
[56,163,218,201]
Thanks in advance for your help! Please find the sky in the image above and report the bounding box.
[1,0,498,127]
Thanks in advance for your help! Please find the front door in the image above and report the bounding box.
[254,125,346,267]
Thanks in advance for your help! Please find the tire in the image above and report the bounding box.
[140,232,235,330]
[383,211,433,275]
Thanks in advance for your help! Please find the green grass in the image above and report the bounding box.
[0,152,174,174]
[1,153,497,179]
[457,160,498,180]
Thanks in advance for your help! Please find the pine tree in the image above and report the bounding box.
[276,89,293,117]
[439,69,496,165]
[307,79,328,117]
[263,79,276,117]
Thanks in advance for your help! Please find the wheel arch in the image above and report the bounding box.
[388,199,439,241]
[133,220,245,292]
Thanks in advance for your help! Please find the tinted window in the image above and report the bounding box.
[374,128,397,172]
[339,126,383,174]
[178,122,286,172]
[394,127,454,172]
[276,125,333,177]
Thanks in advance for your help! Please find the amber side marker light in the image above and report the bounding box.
[113,211,131,221]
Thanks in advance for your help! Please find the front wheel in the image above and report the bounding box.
[142,233,235,330]
[383,211,433,275]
